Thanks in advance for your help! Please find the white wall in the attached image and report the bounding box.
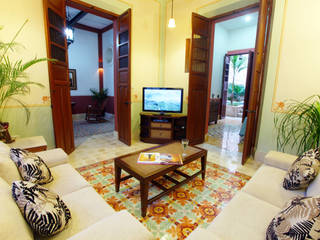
[211,24,257,97]
[211,25,228,98]
[102,29,114,96]
[227,25,257,51]
[68,28,99,96]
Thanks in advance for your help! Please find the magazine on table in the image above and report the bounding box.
[137,152,183,165]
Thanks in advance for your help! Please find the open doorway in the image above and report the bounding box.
[43,0,132,153]
[208,11,258,154]
[65,5,115,147]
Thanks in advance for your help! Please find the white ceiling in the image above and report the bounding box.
[217,12,258,30]
[66,6,113,30]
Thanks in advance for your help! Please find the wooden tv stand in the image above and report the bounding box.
[140,112,187,144]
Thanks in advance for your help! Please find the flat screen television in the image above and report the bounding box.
[143,87,183,114]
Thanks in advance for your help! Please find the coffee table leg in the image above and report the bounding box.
[140,180,149,217]
[115,164,121,192]
[201,155,207,180]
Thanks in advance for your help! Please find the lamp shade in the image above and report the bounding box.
[168,18,176,28]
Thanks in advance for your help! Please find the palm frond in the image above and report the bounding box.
[274,95,320,155]
[0,20,48,124]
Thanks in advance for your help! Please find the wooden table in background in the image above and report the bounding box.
[114,142,207,217]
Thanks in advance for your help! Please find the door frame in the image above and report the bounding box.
[205,1,271,163]
[56,0,126,142]
[220,49,255,121]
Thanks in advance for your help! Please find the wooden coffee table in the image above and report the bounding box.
[114,142,207,217]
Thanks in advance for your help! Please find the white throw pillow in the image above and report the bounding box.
[10,148,53,184]
[12,181,71,237]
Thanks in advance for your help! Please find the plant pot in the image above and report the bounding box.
[0,122,14,144]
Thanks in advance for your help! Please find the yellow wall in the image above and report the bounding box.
[256,0,320,155]
[0,0,55,148]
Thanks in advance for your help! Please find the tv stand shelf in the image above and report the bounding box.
[140,113,187,144]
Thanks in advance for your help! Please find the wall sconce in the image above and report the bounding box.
[98,62,103,72]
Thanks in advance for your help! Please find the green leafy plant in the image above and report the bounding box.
[274,95,320,155]
[90,88,108,106]
[229,55,247,104]
[0,20,48,123]
[227,84,245,102]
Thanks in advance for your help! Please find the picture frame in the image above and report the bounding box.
[69,69,77,90]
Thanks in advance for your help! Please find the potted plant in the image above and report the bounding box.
[90,88,108,108]
[0,20,49,142]
[86,88,108,122]
[274,95,320,155]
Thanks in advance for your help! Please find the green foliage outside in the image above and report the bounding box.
[229,55,247,105]
[227,84,245,103]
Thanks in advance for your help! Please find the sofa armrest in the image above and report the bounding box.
[37,148,68,168]
[264,151,297,171]
[67,210,154,240]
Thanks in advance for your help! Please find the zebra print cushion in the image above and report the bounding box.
[12,181,71,237]
[10,148,53,184]
[266,196,320,240]
[283,148,320,190]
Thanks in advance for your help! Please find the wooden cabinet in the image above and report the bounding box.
[140,113,187,144]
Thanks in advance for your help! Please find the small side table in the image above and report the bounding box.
[9,136,47,153]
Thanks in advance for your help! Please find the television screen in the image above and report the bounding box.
[143,88,183,113]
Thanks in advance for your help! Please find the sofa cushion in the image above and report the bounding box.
[40,187,115,240]
[283,148,320,190]
[0,151,21,184]
[0,178,33,240]
[10,148,53,184]
[67,210,154,240]
[12,181,71,237]
[0,141,10,153]
[242,165,305,208]
[266,196,320,240]
[206,192,280,240]
[44,163,90,196]
[187,228,223,240]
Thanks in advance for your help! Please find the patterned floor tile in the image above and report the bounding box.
[77,160,251,239]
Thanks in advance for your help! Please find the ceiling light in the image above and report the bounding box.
[245,15,251,22]
[168,0,176,28]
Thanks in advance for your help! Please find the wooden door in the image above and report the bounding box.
[43,0,75,154]
[187,13,211,145]
[220,55,230,119]
[242,0,273,164]
[242,51,254,122]
[115,9,131,145]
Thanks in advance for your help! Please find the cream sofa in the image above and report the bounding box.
[187,151,320,240]
[0,142,153,240]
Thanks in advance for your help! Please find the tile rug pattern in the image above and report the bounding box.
[77,159,250,240]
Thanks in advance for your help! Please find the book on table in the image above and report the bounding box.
[137,152,183,165]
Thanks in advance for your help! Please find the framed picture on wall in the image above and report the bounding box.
[69,69,77,90]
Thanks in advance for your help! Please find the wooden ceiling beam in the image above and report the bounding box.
[67,11,88,27]
[100,23,113,33]
[73,23,100,33]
